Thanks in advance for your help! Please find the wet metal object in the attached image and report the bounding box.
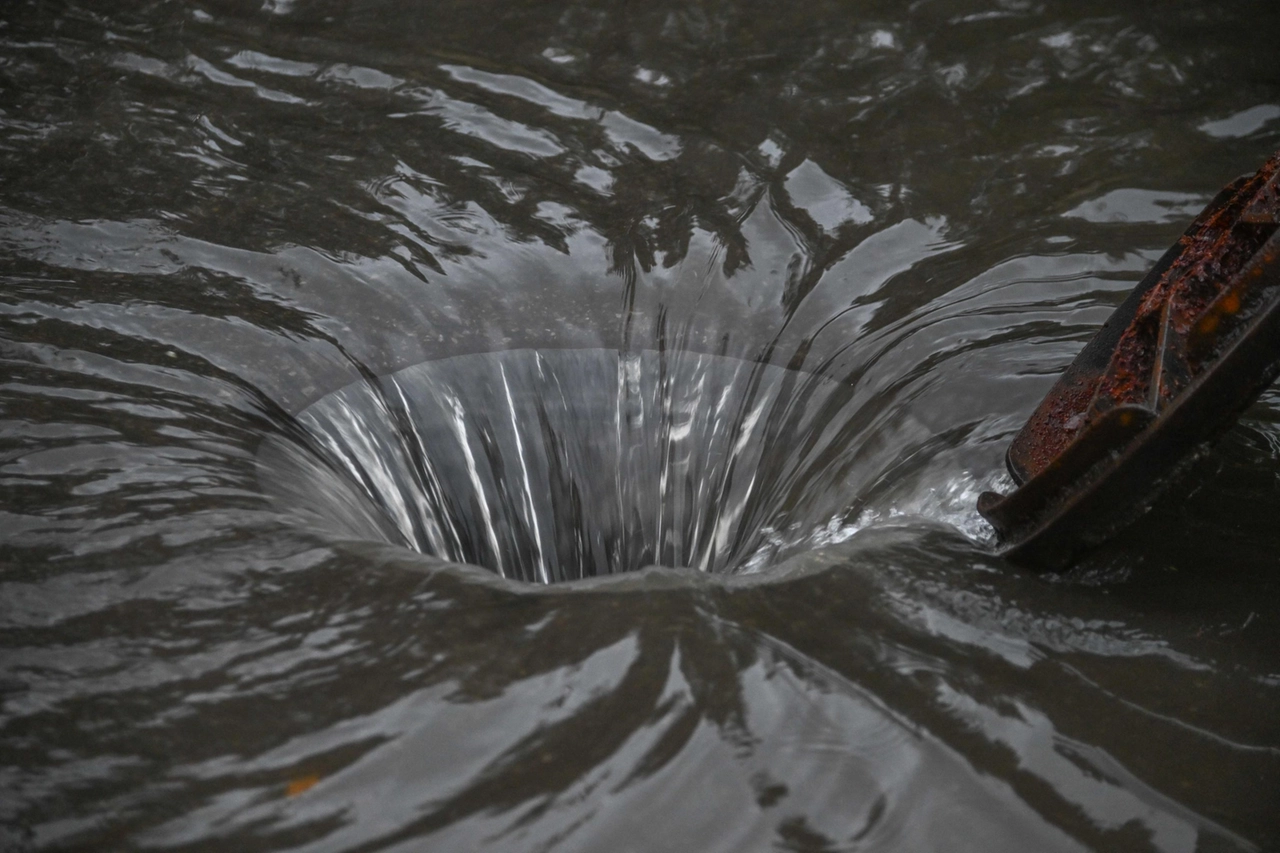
[979,151,1280,569]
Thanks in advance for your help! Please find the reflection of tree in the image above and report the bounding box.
[405,599,757,839]
[213,570,765,848]
[11,0,1264,307]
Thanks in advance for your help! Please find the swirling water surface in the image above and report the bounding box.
[2,1,1280,850]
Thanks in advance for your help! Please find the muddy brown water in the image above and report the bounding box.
[2,1,1280,850]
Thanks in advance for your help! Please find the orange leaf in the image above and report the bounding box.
[286,774,321,797]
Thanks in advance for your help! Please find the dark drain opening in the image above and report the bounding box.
[259,348,866,584]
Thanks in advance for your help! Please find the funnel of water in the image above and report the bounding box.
[259,348,871,583]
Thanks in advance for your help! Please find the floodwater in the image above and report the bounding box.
[2,0,1280,850]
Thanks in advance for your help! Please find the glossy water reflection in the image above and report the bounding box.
[2,0,1279,850]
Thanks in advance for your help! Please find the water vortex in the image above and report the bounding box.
[260,348,871,583]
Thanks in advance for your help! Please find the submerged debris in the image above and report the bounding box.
[980,150,1280,568]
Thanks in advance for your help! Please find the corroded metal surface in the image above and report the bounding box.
[980,150,1280,568]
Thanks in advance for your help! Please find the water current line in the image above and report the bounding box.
[705,357,774,571]
[655,347,673,567]
[325,395,417,550]
[389,375,462,559]
[704,385,765,572]
[615,352,641,571]
[446,391,506,576]
[500,361,550,584]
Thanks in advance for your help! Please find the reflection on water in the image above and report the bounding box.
[2,0,1280,850]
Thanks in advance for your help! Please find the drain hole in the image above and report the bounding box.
[260,348,865,584]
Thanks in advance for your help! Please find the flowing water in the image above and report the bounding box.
[3,0,1280,850]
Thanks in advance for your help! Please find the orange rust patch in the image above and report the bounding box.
[1006,148,1280,484]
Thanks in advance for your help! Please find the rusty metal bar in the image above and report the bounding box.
[979,150,1280,569]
